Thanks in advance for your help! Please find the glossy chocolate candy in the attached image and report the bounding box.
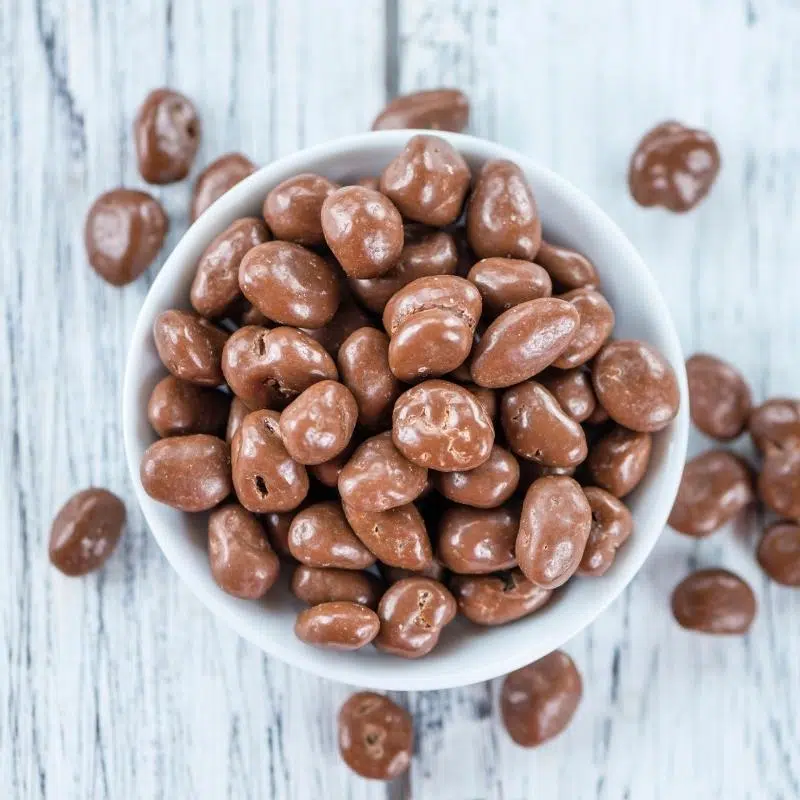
[134,88,200,184]
[372,88,469,132]
[338,692,413,780]
[49,489,126,576]
[629,121,720,212]
[85,189,168,286]
[501,651,582,747]
[671,569,756,634]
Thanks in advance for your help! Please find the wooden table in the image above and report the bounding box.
[2,1,799,797]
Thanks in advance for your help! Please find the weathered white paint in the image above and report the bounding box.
[1,1,798,798]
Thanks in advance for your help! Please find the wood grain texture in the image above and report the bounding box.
[0,1,385,799]
[1,0,799,798]
[398,1,800,798]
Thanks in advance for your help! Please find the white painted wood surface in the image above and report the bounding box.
[1,1,799,798]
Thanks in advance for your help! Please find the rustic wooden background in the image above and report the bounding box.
[2,1,799,798]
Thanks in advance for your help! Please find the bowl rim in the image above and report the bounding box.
[123,130,689,691]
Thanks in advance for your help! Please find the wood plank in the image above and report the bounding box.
[398,0,800,797]
[0,1,385,798]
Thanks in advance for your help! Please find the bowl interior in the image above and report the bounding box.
[123,131,688,691]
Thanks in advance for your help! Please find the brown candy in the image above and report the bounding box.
[586,426,652,498]
[338,327,401,428]
[518,462,577,487]
[467,159,542,261]
[535,240,600,290]
[448,360,473,383]
[153,310,228,387]
[84,189,168,286]
[321,186,404,278]
[437,505,518,574]
[374,577,456,658]
[226,396,249,443]
[295,601,380,650]
[539,368,597,423]
[501,381,587,468]
[308,440,358,488]
[516,476,592,590]
[379,559,446,586]
[671,568,756,634]
[227,298,270,328]
[668,450,754,537]
[262,173,338,246]
[140,434,231,512]
[190,217,270,318]
[757,522,800,586]
[552,289,615,369]
[749,398,800,453]
[501,651,582,747]
[343,503,433,571]
[134,88,200,184]
[191,153,256,221]
[470,298,580,388]
[435,445,519,508]
[686,354,751,441]
[758,446,800,520]
[338,432,428,512]
[592,340,680,432]
[392,380,494,472]
[450,569,551,626]
[348,227,458,313]
[453,225,478,273]
[466,384,498,421]
[301,298,373,357]
[578,487,634,576]
[231,410,309,513]
[380,134,470,227]
[585,403,610,425]
[147,375,230,438]
[291,566,384,608]
[388,309,473,382]
[262,511,295,559]
[372,88,469,132]
[238,241,340,329]
[382,275,482,335]
[221,325,338,410]
[288,501,375,569]
[466,258,552,318]
[207,504,279,598]
[278,380,357,465]
[629,121,721,213]
[49,489,126,576]
[338,692,413,781]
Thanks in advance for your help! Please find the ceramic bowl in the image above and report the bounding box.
[123,130,689,691]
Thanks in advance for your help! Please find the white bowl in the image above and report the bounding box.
[123,130,689,691]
